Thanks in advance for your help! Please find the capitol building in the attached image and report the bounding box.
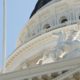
[0,0,80,80]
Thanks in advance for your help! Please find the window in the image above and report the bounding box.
[60,16,68,23]
[43,24,51,29]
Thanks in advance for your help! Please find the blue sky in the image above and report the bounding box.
[0,0,37,67]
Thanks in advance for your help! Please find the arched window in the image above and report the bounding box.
[60,16,68,23]
[43,24,51,29]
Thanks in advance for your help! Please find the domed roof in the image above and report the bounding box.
[30,0,52,18]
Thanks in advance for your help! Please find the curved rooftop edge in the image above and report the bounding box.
[1,57,80,80]
[6,23,80,72]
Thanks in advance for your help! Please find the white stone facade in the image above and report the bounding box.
[17,0,80,47]
[0,0,80,80]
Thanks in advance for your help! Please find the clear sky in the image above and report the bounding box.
[0,0,37,68]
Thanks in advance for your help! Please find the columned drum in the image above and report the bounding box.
[5,0,80,78]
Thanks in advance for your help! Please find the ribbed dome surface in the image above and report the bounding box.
[30,0,52,18]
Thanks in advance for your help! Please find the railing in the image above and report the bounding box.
[0,57,80,80]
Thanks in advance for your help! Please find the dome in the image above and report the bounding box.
[1,0,80,80]
[30,0,62,18]
[30,0,52,18]
[6,0,80,73]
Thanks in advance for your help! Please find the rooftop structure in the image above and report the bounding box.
[0,0,80,80]
[30,0,52,18]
